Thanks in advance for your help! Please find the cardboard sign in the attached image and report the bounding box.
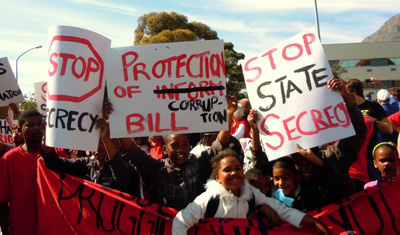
[106,40,228,138]
[45,26,111,151]
[0,119,17,146]
[0,57,24,107]
[243,28,355,160]
[34,82,47,118]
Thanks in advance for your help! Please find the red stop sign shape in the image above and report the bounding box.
[47,35,104,103]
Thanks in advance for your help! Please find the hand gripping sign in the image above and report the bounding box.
[0,57,24,107]
[243,28,355,160]
[46,26,111,151]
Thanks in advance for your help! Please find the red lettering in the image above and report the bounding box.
[334,103,351,127]
[260,113,284,150]
[170,112,188,131]
[210,53,224,77]
[173,82,187,100]
[127,86,141,98]
[261,48,277,70]
[198,81,211,98]
[175,54,186,78]
[126,113,144,134]
[186,51,210,78]
[283,115,301,141]
[48,53,59,76]
[282,43,303,61]
[188,82,198,100]
[126,112,188,134]
[114,86,126,98]
[296,111,318,135]
[323,106,339,128]
[71,56,86,79]
[41,83,47,102]
[302,33,315,55]
[133,63,150,81]
[204,56,210,78]
[163,56,176,77]
[244,57,262,82]
[84,57,100,82]
[152,59,166,79]
[310,109,330,132]
[59,53,76,76]
[122,51,138,82]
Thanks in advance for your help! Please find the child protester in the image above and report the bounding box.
[116,96,243,210]
[245,168,271,196]
[364,141,399,190]
[173,149,330,234]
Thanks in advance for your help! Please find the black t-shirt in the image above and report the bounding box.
[358,100,387,159]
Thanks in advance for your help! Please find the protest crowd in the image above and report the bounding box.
[1,76,400,234]
[1,27,400,235]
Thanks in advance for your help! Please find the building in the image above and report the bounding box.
[323,41,400,99]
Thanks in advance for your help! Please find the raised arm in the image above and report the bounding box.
[327,78,367,163]
[217,95,238,147]
[248,109,260,151]
[370,77,389,91]
[96,118,117,160]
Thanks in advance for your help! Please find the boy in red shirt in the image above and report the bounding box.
[0,110,44,235]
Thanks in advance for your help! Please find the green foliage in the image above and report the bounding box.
[331,62,345,78]
[224,42,246,99]
[133,11,245,98]
[18,92,37,113]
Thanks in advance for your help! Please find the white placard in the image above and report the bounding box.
[45,26,111,151]
[0,57,24,107]
[0,119,17,146]
[34,81,47,118]
[243,28,355,160]
[106,40,228,138]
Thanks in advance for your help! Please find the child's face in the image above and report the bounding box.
[374,146,399,178]
[273,168,298,197]
[250,175,270,196]
[294,157,316,181]
[163,134,190,167]
[215,156,244,196]
[22,115,45,144]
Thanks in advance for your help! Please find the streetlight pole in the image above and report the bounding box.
[314,0,321,40]
[15,45,42,83]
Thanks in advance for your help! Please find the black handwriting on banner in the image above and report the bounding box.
[0,63,6,75]
[256,63,327,112]
[57,175,172,234]
[0,89,22,101]
[46,108,98,132]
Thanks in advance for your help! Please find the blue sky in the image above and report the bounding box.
[1,0,399,95]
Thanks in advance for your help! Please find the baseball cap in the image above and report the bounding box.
[377,89,391,101]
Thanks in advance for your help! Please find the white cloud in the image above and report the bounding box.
[180,0,400,13]
[69,0,140,16]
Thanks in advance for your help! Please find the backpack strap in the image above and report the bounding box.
[205,193,256,218]
[248,193,255,212]
[204,195,220,218]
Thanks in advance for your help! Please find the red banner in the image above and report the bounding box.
[37,158,400,234]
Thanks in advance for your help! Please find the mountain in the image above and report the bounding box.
[362,13,400,42]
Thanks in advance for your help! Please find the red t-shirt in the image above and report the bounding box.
[0,146,41,234]
[149,138,164,160]
[230,118,250,139]
[389,111,400,126]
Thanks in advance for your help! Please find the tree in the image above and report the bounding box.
[134,11,246,98]
[18,92,37,113]
[331,62,345,78]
